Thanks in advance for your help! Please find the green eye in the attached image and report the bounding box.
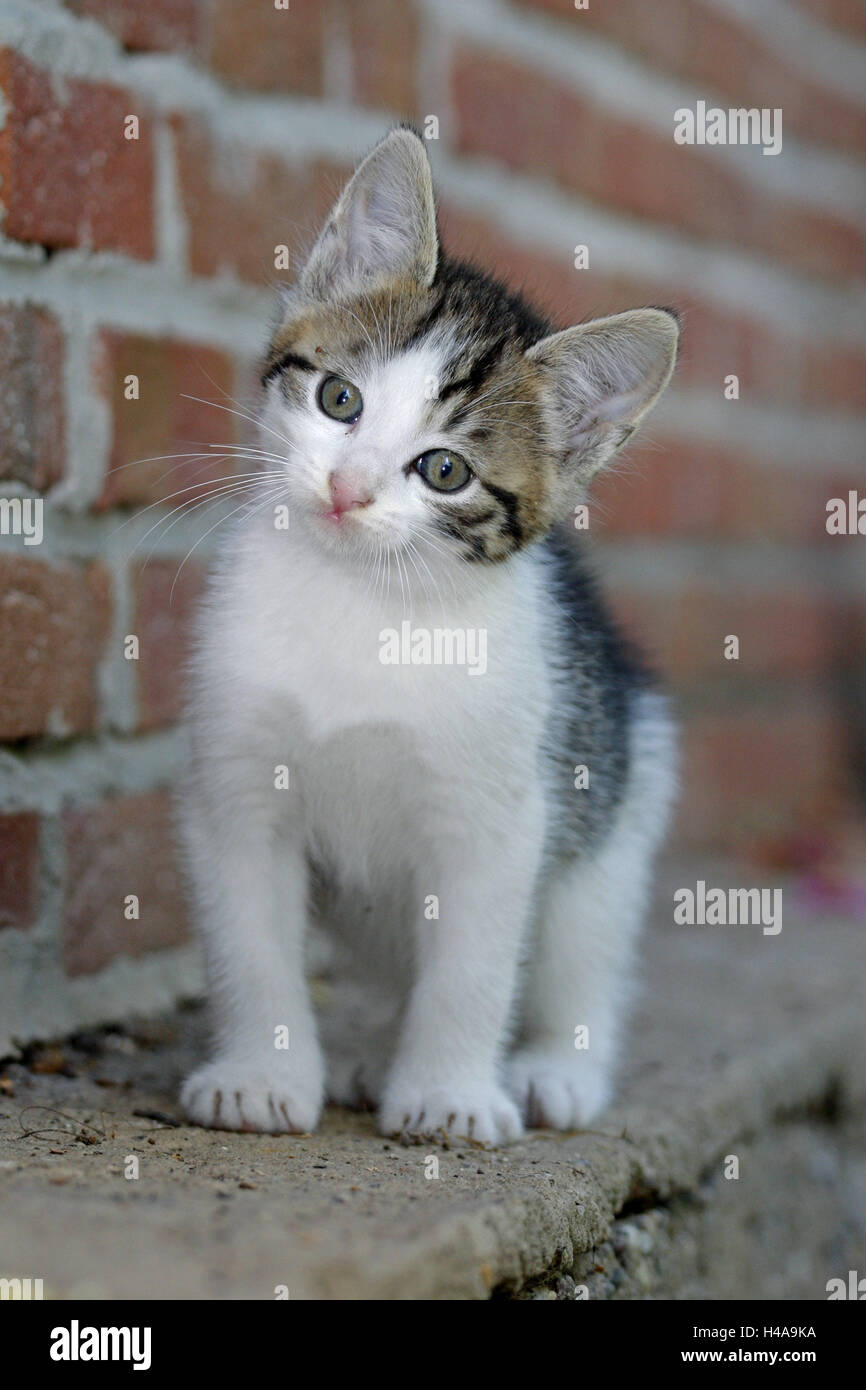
[318,375,363,423]
[415,449,472,493]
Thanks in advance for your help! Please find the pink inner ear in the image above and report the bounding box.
[588,380,657,427]
[530,312,678,444]
[301,131,438,292]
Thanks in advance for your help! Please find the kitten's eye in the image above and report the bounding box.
[318,375,363,423]
[414,449,472,493]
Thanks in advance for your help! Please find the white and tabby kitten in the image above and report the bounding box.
[180,128,678,1143]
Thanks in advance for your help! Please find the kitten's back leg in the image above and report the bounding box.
[508,693,676,1128]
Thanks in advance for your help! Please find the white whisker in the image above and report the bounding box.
[169,482,289,604]
[134,479,277,567]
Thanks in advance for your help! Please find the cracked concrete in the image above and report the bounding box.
[1,867,864,1299]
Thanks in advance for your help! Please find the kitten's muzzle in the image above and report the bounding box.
[323,470,374,524]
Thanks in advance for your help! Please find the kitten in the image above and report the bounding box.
[180,128,678,1144]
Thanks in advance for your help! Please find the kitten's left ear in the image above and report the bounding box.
[299,128,438,296]
[526,309,679,484]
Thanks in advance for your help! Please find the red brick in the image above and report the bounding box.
[206,0,325,95]
[647,296,866,411]
[173,113,347,284]
[62,789,190,976]
[591,440,862,545]
[802,340,866,412]
[517,0,866,154]
[0,304,66,490]
[64,0,201,52]
[450,47,865,280]
[94,329,243,508]
[758,199,864,283]
[0,556,111,741]
[0,50,155,259]
[797,0,866,38]
[132,557,206,729]
[676,697,851,848]
[698,317,866,413]
[343,0,419,114]
[610,584,840,685]
[0,812,39,932]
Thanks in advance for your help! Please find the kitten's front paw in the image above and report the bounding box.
[181,1057,323,1134]
[507,1049,612,1130]
[379,1077,523,1146]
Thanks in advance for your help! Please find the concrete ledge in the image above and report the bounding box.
[0,868,863,1299]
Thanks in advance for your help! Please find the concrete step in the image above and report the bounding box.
[1,864,863,1299]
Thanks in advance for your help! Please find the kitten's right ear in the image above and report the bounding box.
[527,309,679,486]
[298,129,438,297]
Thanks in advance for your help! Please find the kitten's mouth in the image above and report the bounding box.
[308,500,402,564]
[314,504,368,530]
[308,500,379,553]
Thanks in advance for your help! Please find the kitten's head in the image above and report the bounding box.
[262,128,678,573]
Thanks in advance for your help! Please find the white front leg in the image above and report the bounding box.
[180,786,324,1134]
[379,809,543,1145]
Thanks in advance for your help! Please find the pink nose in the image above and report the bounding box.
[327,471,372,518]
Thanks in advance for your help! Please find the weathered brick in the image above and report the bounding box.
[802,340,866,413]
[64,0,201,52]
[610,584,839,684]
[95,329,242,508]
[207,0,325,95]
[62,789,190,976]
[172,113,347,284]
[0,50,155,258]
[131,557,206,730]
[450,48,865,279]
[0,811,39,932]
[0,303,66,490]
[797,0,866,37]
[517,0,866,154]
[762,200,864,283]
[677,697,850,847]
[0,556,111,740]
[591,441,861,545]
[342,0,419,114]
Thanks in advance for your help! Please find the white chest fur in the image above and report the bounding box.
[192,516,554,887]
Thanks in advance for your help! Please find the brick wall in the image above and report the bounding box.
[0,0,864,1049]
